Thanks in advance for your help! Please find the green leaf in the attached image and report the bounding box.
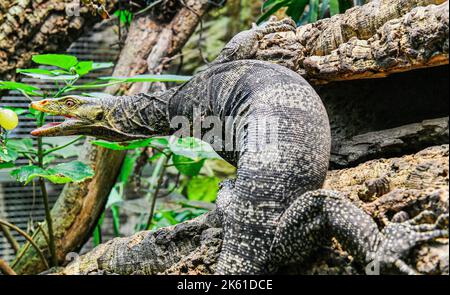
[106,187,123,208]
[187,176,220,202]
[98,74,191,83]
[7,138,34,153]
[338,0,353,13]
[263,0,283,10]
[93,212,105,247]
[168,137,219,161]
[257,0,291,24]
[0,146,19,163]
[17,68,78,81]
[308,0,320,23]
[172,154,205,176]
[117,153,137,184]
[92,138,154,150]
[92,62,114,71]
[75,61,93,76]
[10,161,94,184]
[0,81,43,96]
[329,0,340,16]
[111,205,120,236]
[114,9,133,25]
[92,137,169,151]
[32,54,78,70]
[286,0,309,22]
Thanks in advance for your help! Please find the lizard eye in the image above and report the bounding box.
[65,99,76,108]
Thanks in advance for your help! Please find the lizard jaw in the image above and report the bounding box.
[31,116,84,137]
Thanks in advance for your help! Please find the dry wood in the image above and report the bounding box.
[254,0,448,83]
[331,117,449,167]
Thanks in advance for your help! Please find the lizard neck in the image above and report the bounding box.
[106,91,173,139]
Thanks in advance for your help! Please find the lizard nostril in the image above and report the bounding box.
[40,100,49,105]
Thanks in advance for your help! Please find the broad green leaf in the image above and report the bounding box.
[172,154,205,176]
[75,61,93,76]
[11,160,94,184]
[17,68,77,80]
[0,146,19,163]
[98,74,191,83]
[187,176,220,202]
[168,137,219,161]
[7,138,34,153]
[32,54,78,70]
[0,81,42,96]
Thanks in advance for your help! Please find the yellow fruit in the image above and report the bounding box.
[0,108,19,130]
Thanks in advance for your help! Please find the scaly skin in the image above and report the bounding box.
[30,20,448,275]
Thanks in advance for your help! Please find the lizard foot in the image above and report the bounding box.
[373,212,449,275]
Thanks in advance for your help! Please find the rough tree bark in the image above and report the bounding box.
[12,0,218,275]
[255,0,448,83]
[59,145,449,275]
[0,0,115,82]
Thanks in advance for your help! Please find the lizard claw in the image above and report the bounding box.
[373,212,449,274]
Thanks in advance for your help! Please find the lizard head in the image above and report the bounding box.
[30,94,171,142]
[30,95,131,141]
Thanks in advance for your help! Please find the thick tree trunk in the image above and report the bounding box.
[58,145,449,275]
[0,0,115,82]
[12,0,216,275]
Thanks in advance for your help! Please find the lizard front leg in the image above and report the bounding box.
[271,190,449,274]
[212,17,297,65]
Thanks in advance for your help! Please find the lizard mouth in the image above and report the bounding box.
[30,116,83,137]
[29,101,85,137]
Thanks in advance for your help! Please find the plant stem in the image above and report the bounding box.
[0,258,17,275]
[36,112,57,267]
[0,219,49,269]
[0,224,20,253]
[145,152,171,230]
[43,135,85,156]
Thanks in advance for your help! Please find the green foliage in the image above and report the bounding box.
[187,176,221,202]
[114,9,133,25]
[258,0,364,24]
[10,161,94,184]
